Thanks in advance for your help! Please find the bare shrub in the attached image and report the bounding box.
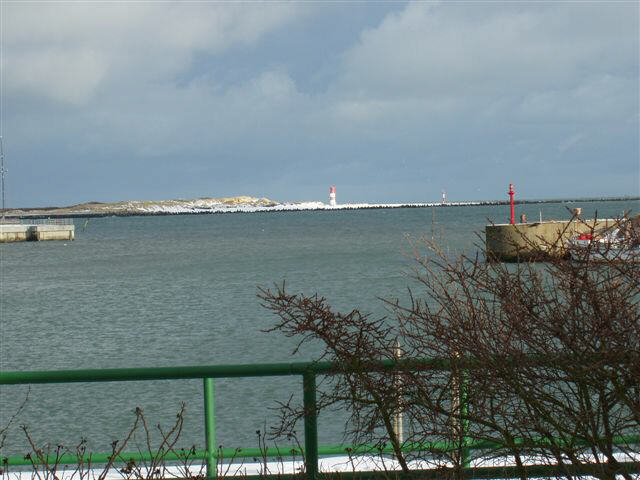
[259,220,640,480]
[5,404,205,480]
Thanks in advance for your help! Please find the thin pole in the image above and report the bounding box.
[393,341,403,444]
[303,372,318,480]
[1,136,5,221]
[452,359,470,475]
[203,378,217,480]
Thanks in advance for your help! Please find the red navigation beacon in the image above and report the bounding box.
[508,183,515,225]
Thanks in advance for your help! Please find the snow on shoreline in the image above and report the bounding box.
[136,203,473,214]
[76,200,485,216]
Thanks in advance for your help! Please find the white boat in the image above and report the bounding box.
[568,217,640,262]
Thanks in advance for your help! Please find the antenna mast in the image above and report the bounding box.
[0,136,5,221]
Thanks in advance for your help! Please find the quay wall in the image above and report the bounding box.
[0,224,75,243]
[485,219,616,262]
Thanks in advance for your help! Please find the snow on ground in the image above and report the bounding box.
[3,451,638,480]
[128,201,482,215]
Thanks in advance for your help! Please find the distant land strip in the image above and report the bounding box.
[1,195,638,219]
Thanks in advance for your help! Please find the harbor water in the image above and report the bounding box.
[0,199,637,455]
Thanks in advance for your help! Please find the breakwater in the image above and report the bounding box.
[0,222,75,243]
[3,196,637,219]
[485,218,618,262]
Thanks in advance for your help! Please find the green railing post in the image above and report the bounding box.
[203,377,217,480]
[303,372,318,480]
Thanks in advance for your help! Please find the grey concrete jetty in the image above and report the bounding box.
[0,219,75,243]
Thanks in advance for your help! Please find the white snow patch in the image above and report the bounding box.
[123,201,482,215]
[4,451,638,480]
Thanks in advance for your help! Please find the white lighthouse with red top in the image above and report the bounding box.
[329,186,337,206]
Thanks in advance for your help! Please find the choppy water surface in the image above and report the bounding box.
[1,200,637,454]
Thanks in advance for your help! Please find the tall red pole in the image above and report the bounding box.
[508,183,515,225]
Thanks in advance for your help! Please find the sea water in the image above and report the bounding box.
[0,199,637,455]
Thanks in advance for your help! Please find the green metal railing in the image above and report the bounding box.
[1,360,639,480]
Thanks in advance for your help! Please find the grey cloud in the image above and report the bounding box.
[1,2,637,206]
[335,2,637,101]
[3,3,307,105]
[6,47,107,105]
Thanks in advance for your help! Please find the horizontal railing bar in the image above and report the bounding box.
[0,362,331,385]
[5,434,639,467]
[3,352,638,386]
[0,359,457,385]
[234,462,640,480]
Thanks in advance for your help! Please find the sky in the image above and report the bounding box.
[0,1,638,207]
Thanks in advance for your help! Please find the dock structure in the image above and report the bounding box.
[0,219,75,243]
[485,218,615,262]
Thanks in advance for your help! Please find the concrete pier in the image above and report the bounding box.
[0,223,75,243]
[485,219,615,262]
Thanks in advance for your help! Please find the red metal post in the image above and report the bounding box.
[508,183,515,225]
